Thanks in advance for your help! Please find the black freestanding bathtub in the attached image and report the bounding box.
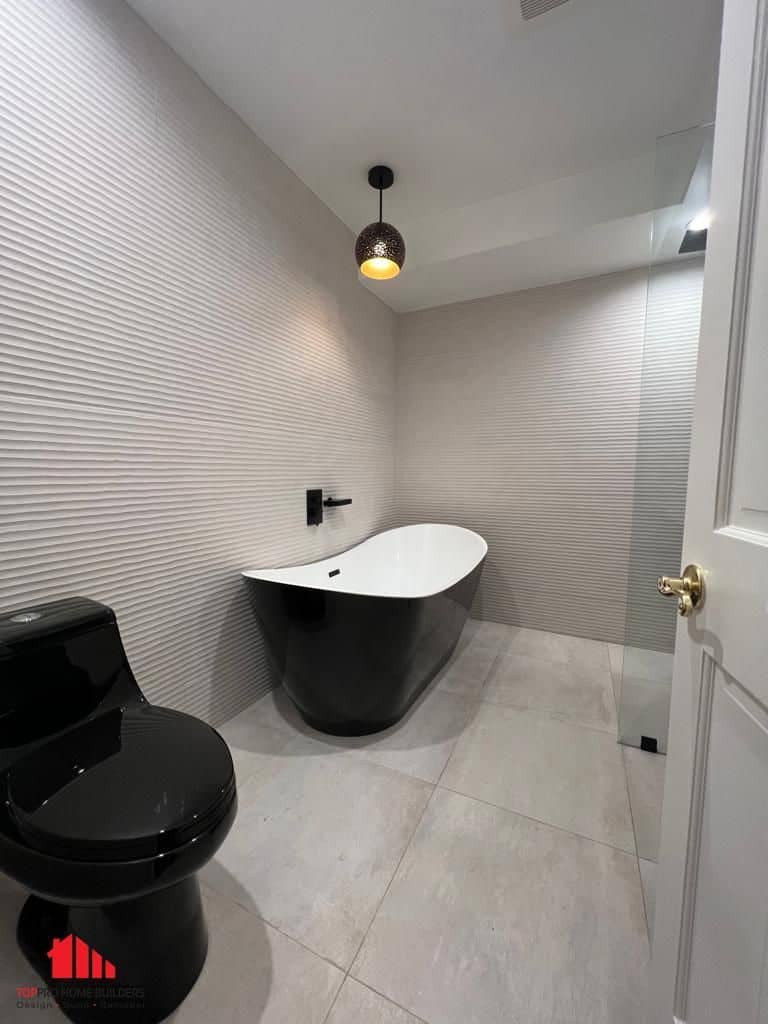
[242,524,487,735]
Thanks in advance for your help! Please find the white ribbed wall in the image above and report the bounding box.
[0,0,396,724]
[395,264,704,644]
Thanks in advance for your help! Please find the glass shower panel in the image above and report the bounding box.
[618,124,714,753]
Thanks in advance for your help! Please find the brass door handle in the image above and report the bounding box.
[657,564,704,617]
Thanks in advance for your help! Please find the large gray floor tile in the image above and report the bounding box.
[218,714,299,788]
[172,886,343,1023]
[608,643,623,705]
[484,649,617,732]
[224,685,475,784]
[202,739,432,968]
[505,626,612,675]
[442,703,635,852]
[326,978,425,1024]
[434,646,499,699]
[639,859,657,940]
[353,788,649,1024]
[459,619,512,651]
[221,688,306,742]
[623,746,666,861]
[435,620,509,699]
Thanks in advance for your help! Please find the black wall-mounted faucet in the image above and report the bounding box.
[306,489,352,526]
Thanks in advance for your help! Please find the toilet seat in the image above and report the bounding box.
[5,705,235,862]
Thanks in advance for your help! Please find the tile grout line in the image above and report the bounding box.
[475,693,619,736]
[436,781,637,857]
[202,881,351,974]
[318,634,509,1019]
[207,881,447,1019]
[620,746,653,943]
[320,784,440,1024]
[609,641,654,944]
[346,782,439,967]
[433,637,508,788]
[337,976,432,1023]
[321,976,432,1024]
[318,970,346,1024]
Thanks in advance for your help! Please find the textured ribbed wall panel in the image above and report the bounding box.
[0,0,396,725]
[395,265,703,644]
[624,258,704,652]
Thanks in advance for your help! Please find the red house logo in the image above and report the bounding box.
[48,935,117,980]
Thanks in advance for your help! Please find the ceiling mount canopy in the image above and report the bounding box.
[355,165,406,281]
[368,164,394,192]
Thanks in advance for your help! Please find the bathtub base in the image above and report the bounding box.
[296,707,402,737]
[292,638,460,736]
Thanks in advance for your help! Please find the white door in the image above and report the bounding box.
[649,0,768,1021]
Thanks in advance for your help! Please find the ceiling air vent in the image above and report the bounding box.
[520,0,570,19]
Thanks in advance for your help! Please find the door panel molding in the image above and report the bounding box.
[718,523,768,547]
[722,672,768,735]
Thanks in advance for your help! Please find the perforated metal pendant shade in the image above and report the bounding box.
[355,165,405,280]
[355,221,406,280]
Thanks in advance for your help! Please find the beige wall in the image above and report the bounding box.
[0,0,397,724]
[395,263,704,644]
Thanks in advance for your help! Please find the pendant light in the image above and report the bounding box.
[355,166,406,280]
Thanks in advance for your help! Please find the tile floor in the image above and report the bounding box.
[0,619,667,1023]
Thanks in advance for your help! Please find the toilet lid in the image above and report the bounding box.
[5,705,236,861]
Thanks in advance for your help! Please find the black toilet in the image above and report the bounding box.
[0,597,237,1023]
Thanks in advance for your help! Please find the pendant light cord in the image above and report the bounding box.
[378,186,383,224]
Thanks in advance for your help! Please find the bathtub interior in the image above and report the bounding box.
[242,524,487,599]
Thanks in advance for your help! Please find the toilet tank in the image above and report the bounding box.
[0,597,142,758]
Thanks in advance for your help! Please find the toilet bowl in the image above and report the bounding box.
[0,597,237,1023]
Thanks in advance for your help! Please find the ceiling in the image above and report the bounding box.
[126,0,723,311]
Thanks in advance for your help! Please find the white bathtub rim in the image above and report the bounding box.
[241,523,487,600]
